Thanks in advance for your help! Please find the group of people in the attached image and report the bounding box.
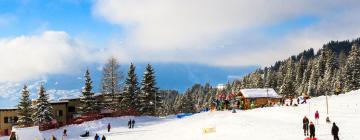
[128,119,136,129]
[94,133,106,140]
[302,111,340,140]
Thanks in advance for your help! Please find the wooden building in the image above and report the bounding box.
[236,88,281,109]
[0,108,17,136]
[0,100,72,136]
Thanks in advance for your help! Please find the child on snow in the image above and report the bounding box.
[315,111,320,124]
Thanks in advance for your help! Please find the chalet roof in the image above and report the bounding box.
[0,107,17,111]
[240,88,281,98]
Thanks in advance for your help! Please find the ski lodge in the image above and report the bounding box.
[236,88,281,109]
[0,95,103,136]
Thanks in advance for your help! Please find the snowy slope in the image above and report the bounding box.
[2,90,359,140]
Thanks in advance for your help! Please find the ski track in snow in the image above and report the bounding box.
[1,90,359,140]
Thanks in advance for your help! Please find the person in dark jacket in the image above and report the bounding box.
[107,123,111,132]
[101,135,106,140]
[309,122,316,138]
[63,129,67,136]
[94,134,99,140]
[128,119,132,129]
[332,122,339,140]
[131,119,135,128]
[302,116,309,136]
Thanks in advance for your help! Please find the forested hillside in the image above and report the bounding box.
[171,38,360,113]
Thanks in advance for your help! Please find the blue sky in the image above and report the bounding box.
[0,0,122,46]
[0,0,360,82]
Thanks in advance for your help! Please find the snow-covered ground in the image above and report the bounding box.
[2,90,360,140]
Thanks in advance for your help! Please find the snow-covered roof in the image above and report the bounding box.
[0,107,17,111]
[240,88,281,98]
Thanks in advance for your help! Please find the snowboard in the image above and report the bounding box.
[304,137,317,140]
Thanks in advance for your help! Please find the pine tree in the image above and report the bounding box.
[139,64,163,116]
[177,91,196,113]
[344,44,360,92]
[79,69,99,115]
[121,63,140,113]
[295,55,307,88]
[298,60,313,96]
[307,58,320,96]
[101,57,124,110]
[17,85,33,127]
[32,85,53,126]
[322,51,337,94]
[279,59,296,96]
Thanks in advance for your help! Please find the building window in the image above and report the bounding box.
[4,117,8,123]
[68,106,75,112]
[14,117,18,123]
[58,110,63,117]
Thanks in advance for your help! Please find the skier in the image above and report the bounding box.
[131,119,135,128]
[315,111,320,124]
[94,134,99,140]
[63,129,67,136]
[332,122,340,140]
[107,123,111,132]
[309,122,316,139]
[101,135,106,140]
[303,116,309,136]
[128,119,132,129]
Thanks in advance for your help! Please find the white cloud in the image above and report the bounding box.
[0,31,109,82]
[93,0,360,66]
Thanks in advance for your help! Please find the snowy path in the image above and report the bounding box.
[1,90,359,140]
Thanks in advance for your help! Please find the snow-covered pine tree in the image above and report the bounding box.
[17,85,33,127]
[299,60,313,95]
[317,50,327,79]
[79,69,99,115]
[279,59,296,96]
[101,57,124,110]
[120,63,140,113]
[177,90,196,113]
[307,58,320,96]
[344,44,360,92]
[139,64,163,116]
[32,85,53,126]
[295,55,307,89]
[265,69,277,89]
[322,51,337,94]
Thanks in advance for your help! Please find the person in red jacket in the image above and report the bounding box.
[107,123,111,132]
[315,111,319,124]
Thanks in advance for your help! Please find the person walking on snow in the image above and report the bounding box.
[101,135,106,140]
[332,122,340,140]
[63,129,67,136]
[131,119,135,128]
[128,119,132,129]
[303,116,309,136]
[107,123,111,132]
[94,134,99,140]
[315,111,320,124]
[309,122,316,139]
